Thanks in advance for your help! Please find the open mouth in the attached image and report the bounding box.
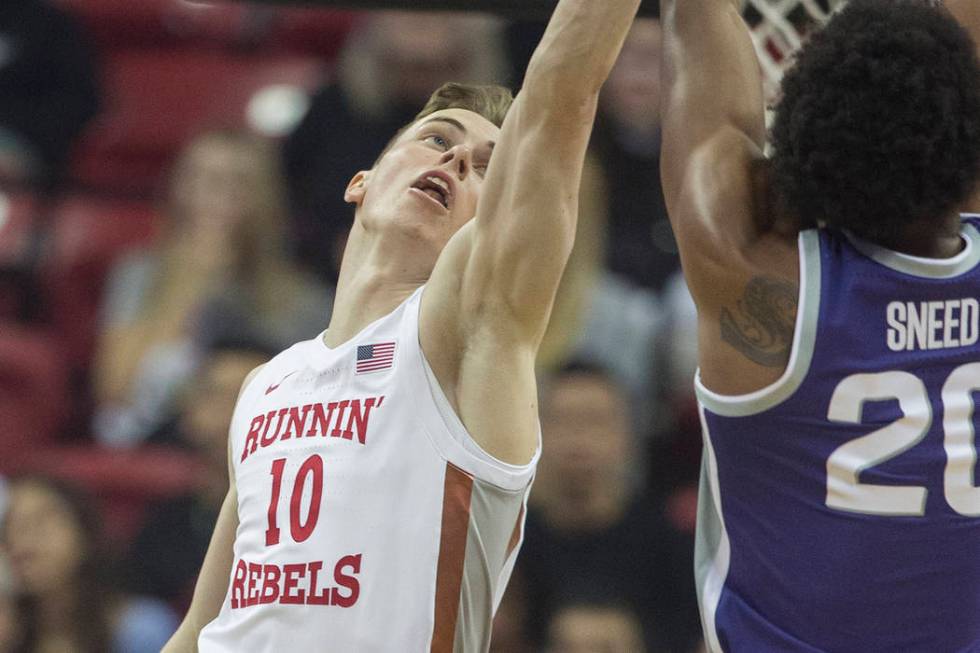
[411,174,452,210]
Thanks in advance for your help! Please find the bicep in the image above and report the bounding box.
[463,92,597,340]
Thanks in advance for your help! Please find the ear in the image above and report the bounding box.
[344,171,370,206]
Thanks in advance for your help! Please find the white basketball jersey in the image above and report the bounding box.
[198,287,538,652]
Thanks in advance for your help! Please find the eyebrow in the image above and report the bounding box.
[419,117,498,152]
[418,117,468,134]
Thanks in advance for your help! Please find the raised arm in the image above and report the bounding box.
[451,0,640,340]
[659,0,769,272]
[659,0,802,395]
[421,0,640,465]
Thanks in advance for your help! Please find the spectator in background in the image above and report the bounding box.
[0,0,100,189]
[546,599,647,653]
[93,129,331,447]
[126,339,272,611]
[593,17,678,293]
[0,552,21,653]
[2,476,177,653]
[283,11,508,280]
[522,362,701,653]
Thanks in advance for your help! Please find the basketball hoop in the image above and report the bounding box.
[742,0,847,106]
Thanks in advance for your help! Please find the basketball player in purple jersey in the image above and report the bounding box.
[163,1,641,651]
[660,0,980,650]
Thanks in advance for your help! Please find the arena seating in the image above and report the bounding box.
[56,0,356,54]
[23,445,204,543]
[0,326,69,471]
[70,50,326,196]
[41,195,161,369]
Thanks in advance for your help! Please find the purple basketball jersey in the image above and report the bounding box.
[695,217,980,652]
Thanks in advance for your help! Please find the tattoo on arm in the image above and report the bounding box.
[719,276,799,367]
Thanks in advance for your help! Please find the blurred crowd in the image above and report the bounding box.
[0,1,705,651]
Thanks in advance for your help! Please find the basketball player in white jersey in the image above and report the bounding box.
[162,1,641,651]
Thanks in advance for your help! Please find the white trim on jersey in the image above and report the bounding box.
[696,405,732,653]
[694,229,822,417]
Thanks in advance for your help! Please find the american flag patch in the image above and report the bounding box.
[356,342,396,374]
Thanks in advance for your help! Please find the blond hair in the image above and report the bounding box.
[414,82,513,128]
[375,83,514,166]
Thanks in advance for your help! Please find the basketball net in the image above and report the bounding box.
[742,0,847,106]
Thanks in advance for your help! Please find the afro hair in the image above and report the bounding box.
[770,0,980,243]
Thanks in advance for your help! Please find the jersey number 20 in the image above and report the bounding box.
[826,362,979,517]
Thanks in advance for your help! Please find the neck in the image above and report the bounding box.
[877,213,965,258]
[324,220,432,348]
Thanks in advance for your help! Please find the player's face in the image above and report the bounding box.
[345,108,500,254]
[3,482,85,596]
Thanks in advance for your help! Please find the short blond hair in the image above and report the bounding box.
[414,82,513,127]
[375,82,513,165]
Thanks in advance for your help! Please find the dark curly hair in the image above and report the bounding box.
[770,0,980,243]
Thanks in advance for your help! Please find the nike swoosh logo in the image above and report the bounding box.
[265,371,297,395]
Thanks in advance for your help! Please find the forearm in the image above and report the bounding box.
[161,623,199,653]
[524,0,642,102]
[660,0,766,154]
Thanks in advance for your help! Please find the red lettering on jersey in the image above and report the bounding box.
[260,564,282,604]
[343,396,385,444]
[239,396,383,464]
[255,410,278,450]
[261,408,289,447]
[229,556,363,610]
[330,400,351,438]
[282,404,312,440]
[281,563,307,604]
[247,562,263,607]
[306,561,331,605]
[307,402,337,438]
[241,415,265,462]
[230,559,248,608]
[331,554,362,608]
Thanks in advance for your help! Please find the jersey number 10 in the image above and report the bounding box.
[826,362,979,517]
[265,455,324,546]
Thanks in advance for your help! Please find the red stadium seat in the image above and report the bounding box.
[263,8,358,58]
[58,0,356,54]
[0,189,45,321]
[41,196,161,369]
[20,445,204,543]
[56,0,253,50]
[0,327,69,472]
[70,50,325,196]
